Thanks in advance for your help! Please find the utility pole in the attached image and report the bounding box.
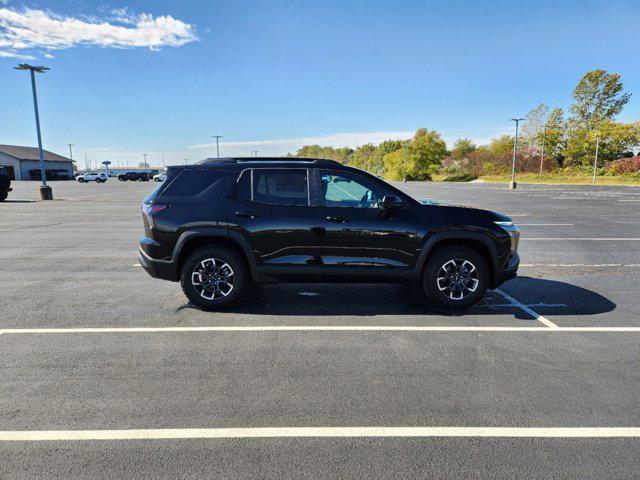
[162,153,165,167]
[142,153,148,166]
[15,63,52,199]
[403,145,407,183]
[212,136,223,158]
[539,124,546,175]
[592,136,600,185]
[509,118,525,189]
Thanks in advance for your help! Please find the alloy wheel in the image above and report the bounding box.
[191,257,235,300]
[436,258,479,300]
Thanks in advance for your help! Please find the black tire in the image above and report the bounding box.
[0,190,7,202]
[95,178,100,183]
[78,178,85,183]
[422,245,489,310]
[180,246,249,310]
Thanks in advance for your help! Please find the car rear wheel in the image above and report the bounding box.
[78,178,85,183]
[180,246,249,310]
[422,245,489,310]
[0,190,7,202]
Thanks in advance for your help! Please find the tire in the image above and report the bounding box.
[180,246,249,310]
[0,190,7,202]
[422,245,489,310]
[78,178,85,183]
[95,178,100,183]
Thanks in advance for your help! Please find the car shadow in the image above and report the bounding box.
[182,276,616,318]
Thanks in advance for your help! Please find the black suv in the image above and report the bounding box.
[139,158,519,310]
[118,171,150,181]
[0,166,12,202]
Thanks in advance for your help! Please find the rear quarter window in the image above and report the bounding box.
[154,168,236,202]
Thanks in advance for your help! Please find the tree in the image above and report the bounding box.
[564,121,640,167]
[569,69,631,129]
[522,103,549,151]
[409,128,447,179]
[538,107,566,168]
[450,138,477,159]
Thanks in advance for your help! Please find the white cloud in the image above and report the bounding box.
[0,49,35,59]
[0,6,198,58]
[190,131,415,156]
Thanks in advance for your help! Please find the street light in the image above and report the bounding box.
[212,136,223,158]
[252,150,259,158]
[15,63,52,200]
[142,153,148,165]
[509,118,525,190]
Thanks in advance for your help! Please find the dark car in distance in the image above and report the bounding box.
[118,171,150,182]
[0,166,12,202]
[139,158,519,310]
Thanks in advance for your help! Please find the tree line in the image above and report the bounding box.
[291,69,640,180]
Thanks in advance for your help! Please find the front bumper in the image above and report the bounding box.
[138,248,178,282]
[493,251,519,287]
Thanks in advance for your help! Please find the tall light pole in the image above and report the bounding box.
[142,153,148,166]
[509,118,525,190]
[252,150,259,158]
[15,63,52,199]
[539,124,546,175]
[162,153,165,167]
[212,136,223,158]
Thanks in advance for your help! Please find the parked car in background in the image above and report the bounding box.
[76,172,107,183]
[153,173,167,182]
[139,157,520,311]
[0,166,12,202]
[118,171,150,182]
[108,171,118,177]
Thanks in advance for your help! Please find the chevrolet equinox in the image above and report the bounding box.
[139,158,519,310]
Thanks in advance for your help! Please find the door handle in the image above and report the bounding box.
[326,216,348,223]
[235,211,256,219]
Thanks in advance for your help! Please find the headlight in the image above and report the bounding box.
[495,221,519,251]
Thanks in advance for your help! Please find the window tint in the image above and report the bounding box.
[160,169,218,197]
[320,171,389,208]
[235,170,251,201]
[253,169,308,206]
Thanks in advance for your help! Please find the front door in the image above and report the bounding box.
[317,169,419,281]
[227,168,323,281]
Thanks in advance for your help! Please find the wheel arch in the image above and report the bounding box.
[173,229,255,279]
[413,231,498,285]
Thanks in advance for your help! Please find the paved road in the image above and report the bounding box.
[1,180,640,479]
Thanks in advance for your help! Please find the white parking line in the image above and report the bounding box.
[494,289,558,328]
[2,326,640,334]
[523,238,640,241]
[2,426,639,442]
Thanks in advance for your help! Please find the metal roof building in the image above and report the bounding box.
[0,145,74,180]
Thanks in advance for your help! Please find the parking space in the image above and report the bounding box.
[2,179,640,478]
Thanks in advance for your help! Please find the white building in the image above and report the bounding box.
[0,144,74,180]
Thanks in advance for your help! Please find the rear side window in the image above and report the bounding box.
[160,169,218,197]
[252,169,308,206]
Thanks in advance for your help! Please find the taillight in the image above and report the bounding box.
[142,203,167,230]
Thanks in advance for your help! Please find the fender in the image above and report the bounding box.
[411,230,500,283]
[170,227,257,275]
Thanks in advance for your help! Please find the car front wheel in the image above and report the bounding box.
[422,245,489,310]
[180,246,249,310]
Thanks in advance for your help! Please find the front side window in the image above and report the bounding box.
[320,171,390,208]
[252,169,308,206]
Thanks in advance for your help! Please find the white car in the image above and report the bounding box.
[76,172,107,183]
[153,173,167,182]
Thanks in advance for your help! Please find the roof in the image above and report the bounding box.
[196,157,342,167]
[0,144,73,163]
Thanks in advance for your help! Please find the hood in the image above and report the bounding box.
[417,198,512,223]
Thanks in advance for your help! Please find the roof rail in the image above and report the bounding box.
[197,157,342,166]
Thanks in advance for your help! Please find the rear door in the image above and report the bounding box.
[227,168,324,281]
[317,169,419,281]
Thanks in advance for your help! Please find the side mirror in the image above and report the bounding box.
[382,195,403,211]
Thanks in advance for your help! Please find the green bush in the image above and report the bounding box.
[442,173,478,182]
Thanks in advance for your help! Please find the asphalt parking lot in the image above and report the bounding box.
[1,179,640,479]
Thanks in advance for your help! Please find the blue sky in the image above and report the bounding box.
[1,0,639,167]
